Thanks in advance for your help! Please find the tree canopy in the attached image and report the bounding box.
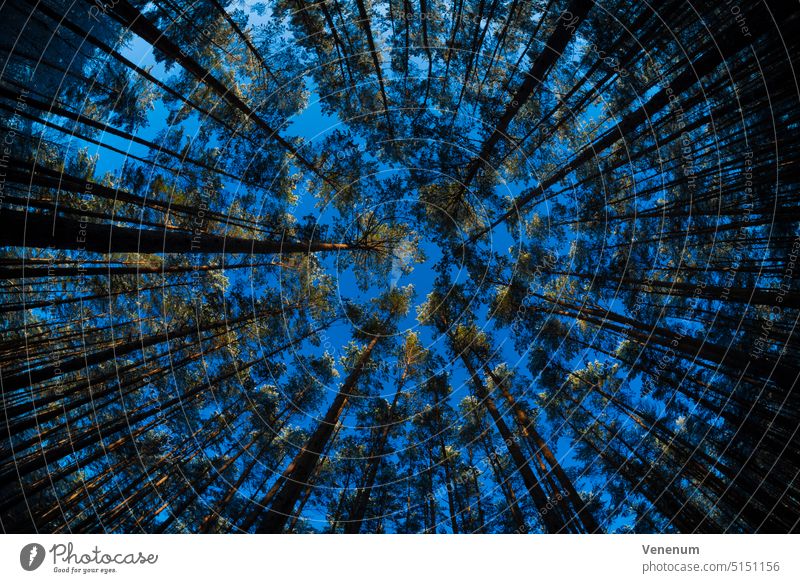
[1,0,798,533]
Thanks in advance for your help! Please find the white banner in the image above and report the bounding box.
[0,535,796,583]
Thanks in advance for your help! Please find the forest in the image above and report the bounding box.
[0,0,798,534]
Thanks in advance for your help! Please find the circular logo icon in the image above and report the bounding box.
[20,543,46,571]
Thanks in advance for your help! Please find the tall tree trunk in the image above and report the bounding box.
[0,209,362,255]
[344,369,408,533]
[253,335,381,532]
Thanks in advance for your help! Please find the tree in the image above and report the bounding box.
[2,0,798,534]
